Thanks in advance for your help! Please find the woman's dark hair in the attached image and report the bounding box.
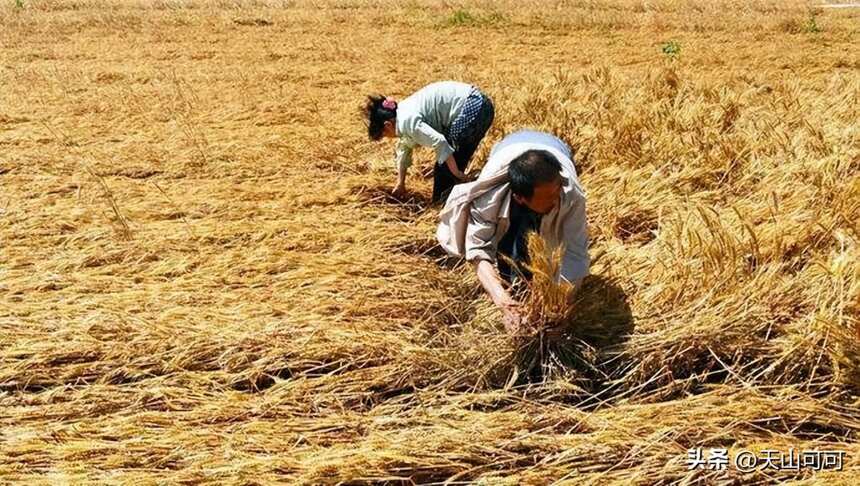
[362,94,397,141]
[508,150,562,199]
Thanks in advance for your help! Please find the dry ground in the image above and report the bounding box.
[1,0,859,484]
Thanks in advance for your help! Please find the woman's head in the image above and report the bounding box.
[362,94,397,140]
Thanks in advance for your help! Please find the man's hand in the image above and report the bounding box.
[566,279,584,306]
[500,299,524,335]
[475,260,526,335]
[544,322,567,340]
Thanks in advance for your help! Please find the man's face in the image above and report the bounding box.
[514,177,563,215]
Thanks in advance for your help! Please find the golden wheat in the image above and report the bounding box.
[1,0,858,483]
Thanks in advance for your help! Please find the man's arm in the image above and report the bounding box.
[464,190,524,333]
[560,194,590,290]
[476,260,523,333]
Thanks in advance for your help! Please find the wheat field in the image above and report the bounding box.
[1,0,859,483]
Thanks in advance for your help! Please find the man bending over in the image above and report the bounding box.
[437,130,589,333]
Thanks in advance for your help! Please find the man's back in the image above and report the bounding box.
[488,130,572,165]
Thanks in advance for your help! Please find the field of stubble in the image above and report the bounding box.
[1,0,859,483]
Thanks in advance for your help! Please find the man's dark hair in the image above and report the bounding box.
[508,150,562,199]
[362,94,397,141]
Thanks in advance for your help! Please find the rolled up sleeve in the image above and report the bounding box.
[464,196,499,263]
[394,140,414,173]
[560,195,590,284]
[411,120,455,166]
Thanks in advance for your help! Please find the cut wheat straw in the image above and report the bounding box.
[1,0,858,483]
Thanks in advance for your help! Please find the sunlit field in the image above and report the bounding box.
[1,0,858,483]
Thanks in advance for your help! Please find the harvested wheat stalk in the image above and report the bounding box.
[519,232,576,337]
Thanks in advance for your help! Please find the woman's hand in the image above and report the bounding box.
[393,167,408,199]
[445,155,468,181]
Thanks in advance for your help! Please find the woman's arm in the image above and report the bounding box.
[410,120,456,166]
[393,142,413,196]
[401,117,467,180]
[445,154,468,181]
